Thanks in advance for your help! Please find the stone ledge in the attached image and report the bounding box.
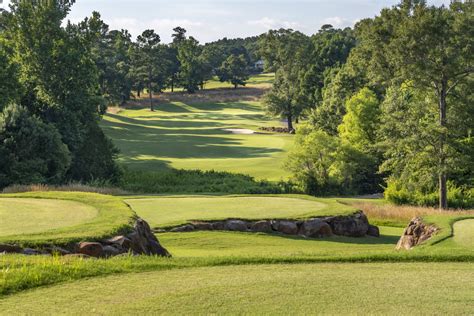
[157,211,380,239]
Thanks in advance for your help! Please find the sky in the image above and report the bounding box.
[1,0,452,43]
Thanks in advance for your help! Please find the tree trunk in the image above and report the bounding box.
[438,80,448,209]
[137,89,141,98]
[149,84,154,112]
[287,103,294,131]
[234,83,238,89]
[171,77,174,92]
[295,117,299,124]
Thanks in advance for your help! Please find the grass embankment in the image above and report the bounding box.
[126,195,355,228]
[102,100,293,181]
[1,262,472,315]
[0,192,134,247]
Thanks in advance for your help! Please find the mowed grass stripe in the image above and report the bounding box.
[0,198,98,237]
[0,192,135,247]
[102,100,293,180]
[126,195,355,228]
[1,263,472,315]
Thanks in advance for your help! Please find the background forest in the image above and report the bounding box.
[0,0,472,209]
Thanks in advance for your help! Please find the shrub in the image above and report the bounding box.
[385,180,474,209]
[118,169,292,194]
[0,104,71,189]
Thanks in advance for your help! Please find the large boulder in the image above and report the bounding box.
[367,225,380,237]
[170,224,194,232]
[225,220,248,232]
[75,242,104,258]
[192,222,213,230]
[327,211,369,237]
[250,220,273,233]
[0,244,23,253]
[300,219,333,237]
[396,217,439,250]
[127,219,171,257]
[274,220,298,235]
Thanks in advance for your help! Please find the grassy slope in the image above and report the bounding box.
[0,198,97,236]
[102,100,293,181]
[1,262,472,315]
[0,192,135,247]
[126,195,355,228]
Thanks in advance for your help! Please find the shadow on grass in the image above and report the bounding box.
[103,113,283,160]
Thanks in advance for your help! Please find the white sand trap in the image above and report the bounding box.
[223,128,255,134]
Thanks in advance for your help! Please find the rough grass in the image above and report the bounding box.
[0,192,135,247]
[348,200,474,227]
[2,183,128,195]
[1,262,473,315]
[125,195,356,228]
[453,220,474,248]
[101,100,293,181]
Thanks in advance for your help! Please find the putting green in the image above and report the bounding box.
[453,219,474,249]
[1,263,472,315]
[126,195,353,228]
[0,198,98,237]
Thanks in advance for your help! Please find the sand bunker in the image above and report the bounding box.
[223,128,255,134]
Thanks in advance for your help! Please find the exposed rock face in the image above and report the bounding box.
[275,220,298,235]
[251,220,273,233]
[326,211,369,237]
[163,212,377,239]
[75,242,104,257]
[367,225,380,237]
[0,244,23,254]
[300,219,333,238]
[396,217,439,250]
[0,218,171,258]
[225,220,249,231]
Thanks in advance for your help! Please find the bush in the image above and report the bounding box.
[385,180,474,209]
[0,104,71,188]
[118,169,292,194]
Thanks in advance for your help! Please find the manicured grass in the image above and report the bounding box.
[158,227,403,258]
[125,195,356,228]
[163,73,275,91]
[0,198,97,237]
[0,192,135,247]
[453,219,474,249]
[102,101,293,181]
[1,262,472,315]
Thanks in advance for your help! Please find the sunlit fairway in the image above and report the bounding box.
[126,195,354,228]
[0,198,97,237]
[102,100,293,180]
[1,262,472,315]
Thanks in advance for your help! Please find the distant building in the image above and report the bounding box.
[254,60,264,72]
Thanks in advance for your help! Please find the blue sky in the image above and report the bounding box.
[2,0,451,43]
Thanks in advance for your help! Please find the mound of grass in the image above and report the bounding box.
[1,262,472,314]
[0,192,135,247]
[101,100,293,181]
[126,195,356,228]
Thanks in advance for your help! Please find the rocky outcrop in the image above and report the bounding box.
[396,217,439,250]
[161,211,377,239]
[0,218,171,258]
[259,126,296,134]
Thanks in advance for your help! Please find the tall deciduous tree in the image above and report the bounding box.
[217,54,249,89]
[385,1,473,209]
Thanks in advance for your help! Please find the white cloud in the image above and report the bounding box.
[320,16,356,29]
[248,17,300,31]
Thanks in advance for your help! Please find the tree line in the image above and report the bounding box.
[262,0,473,209]
[0,0,260,188]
